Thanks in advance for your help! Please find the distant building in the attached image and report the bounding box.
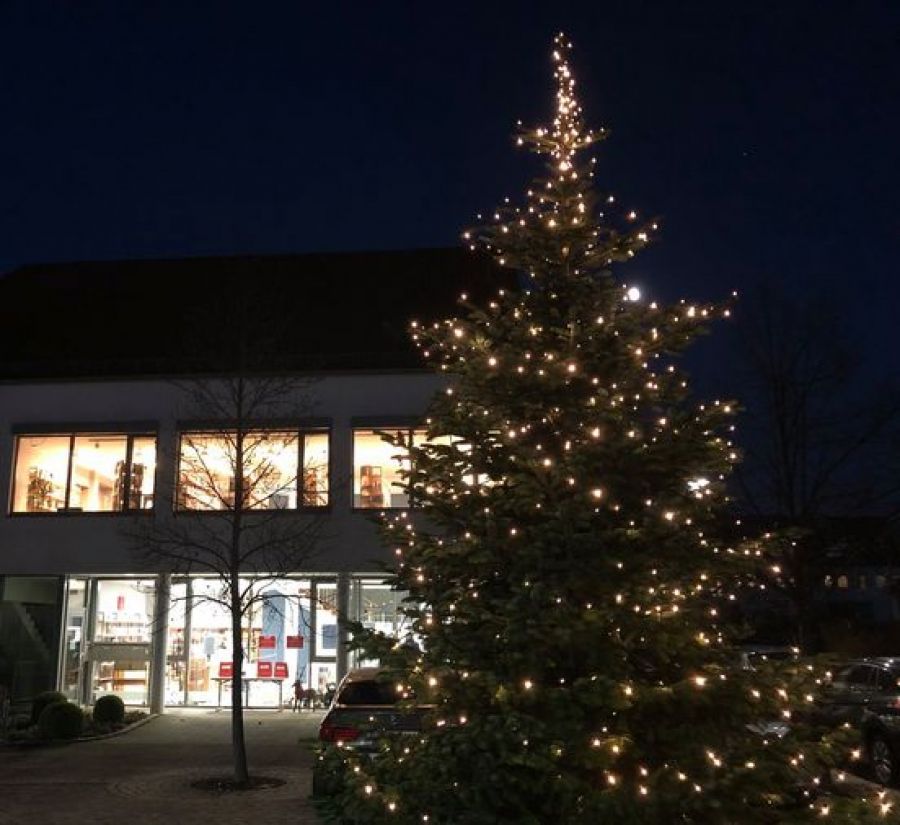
[815,523,900,627]
[0,248,513,709]
[735,517,900,651]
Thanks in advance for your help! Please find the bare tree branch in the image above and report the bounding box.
[731,285,900,648]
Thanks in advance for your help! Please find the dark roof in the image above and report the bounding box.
[0,248,515,379]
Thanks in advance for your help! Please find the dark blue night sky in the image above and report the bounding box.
[1,1,897,373]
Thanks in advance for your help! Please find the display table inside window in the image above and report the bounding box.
[211,661,288,709]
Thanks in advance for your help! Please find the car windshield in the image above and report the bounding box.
[337,680,398,706]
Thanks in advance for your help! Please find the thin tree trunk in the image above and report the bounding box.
[231,567,249,784]
[788,543,815,653]
[231,380,250,785]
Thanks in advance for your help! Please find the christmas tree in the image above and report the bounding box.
[327,34,886,824]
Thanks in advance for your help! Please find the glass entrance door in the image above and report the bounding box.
[180,577,318,708]
[89,579,154,706]
[310,580,338,699]
[187,579,231,706]
[165,581,188,705]
[61,578,89,702]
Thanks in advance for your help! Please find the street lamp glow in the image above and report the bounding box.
[626,286,641,302]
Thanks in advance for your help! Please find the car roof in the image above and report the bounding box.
[339,667,384,684]
[842,658,900,671]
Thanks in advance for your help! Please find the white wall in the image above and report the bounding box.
[0,371,445,575]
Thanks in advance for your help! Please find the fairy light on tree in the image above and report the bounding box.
[328,34,886,823]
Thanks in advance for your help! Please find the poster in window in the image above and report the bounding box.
[360,465,383,507]
[303,467,325,506]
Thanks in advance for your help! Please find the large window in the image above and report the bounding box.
[349,578,412,670]
[353,428,421,509]
[162,576,334,707]
[11,433,156,513]
[352,428,464,509]
[177,429,329,511]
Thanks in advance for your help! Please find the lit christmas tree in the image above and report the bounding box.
[328,35,887,824]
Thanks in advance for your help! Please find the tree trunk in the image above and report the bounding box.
[231,403,250,785]
[789,543,817,653]
[231,569,250,785]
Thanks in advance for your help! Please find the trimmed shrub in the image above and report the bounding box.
[93,694,125,725]
[38,701,84,740]
[30,691,67,726]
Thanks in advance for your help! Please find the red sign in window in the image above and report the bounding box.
[286,635,303,649]
[273,662,289,679]
[258,635,276,649]
[218,662,233,679]
[257,661,273,678]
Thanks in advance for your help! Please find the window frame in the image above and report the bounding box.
[9,430,157,516]
[174,425,332,514]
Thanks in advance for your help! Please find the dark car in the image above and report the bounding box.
[816,657,900,786]
[313,667,432,796]
[738,644,799,671]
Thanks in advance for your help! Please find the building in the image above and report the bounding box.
[0,248,512,711]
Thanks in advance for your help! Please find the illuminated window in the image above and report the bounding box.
[12,433,156,513]
[353,428,418,509]
[352,427,490,509]
[302,432,329,507]
[177,429,329,511]
[416,431,494,489]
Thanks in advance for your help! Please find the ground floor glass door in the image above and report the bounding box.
[89,579,154,706]
[180,577,323,708]
[164,581,188,705]
[60,577,88,702]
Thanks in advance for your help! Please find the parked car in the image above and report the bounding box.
[815,657,900,786]
[738,644,799,671]
[313,667,432,796]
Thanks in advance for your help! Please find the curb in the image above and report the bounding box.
[77,712,159,742]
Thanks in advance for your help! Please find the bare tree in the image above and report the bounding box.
[732,285,900,646]
[127,269,330,787]
[129,372,327,785]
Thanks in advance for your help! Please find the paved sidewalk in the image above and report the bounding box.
[0,709,326,825]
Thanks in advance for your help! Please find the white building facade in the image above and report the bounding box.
[0,248,510,712]
[0,371,444,711]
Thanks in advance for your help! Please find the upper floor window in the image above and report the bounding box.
[176,429,329,511]
[12,433,156,513]
[352,427,488,509]
[353,428,422,509]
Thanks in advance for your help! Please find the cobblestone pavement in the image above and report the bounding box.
[0,709,326,825]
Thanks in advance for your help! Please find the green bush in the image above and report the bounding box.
[38,701,84,740]
[93,694,125,725]
[30,691,67,726]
